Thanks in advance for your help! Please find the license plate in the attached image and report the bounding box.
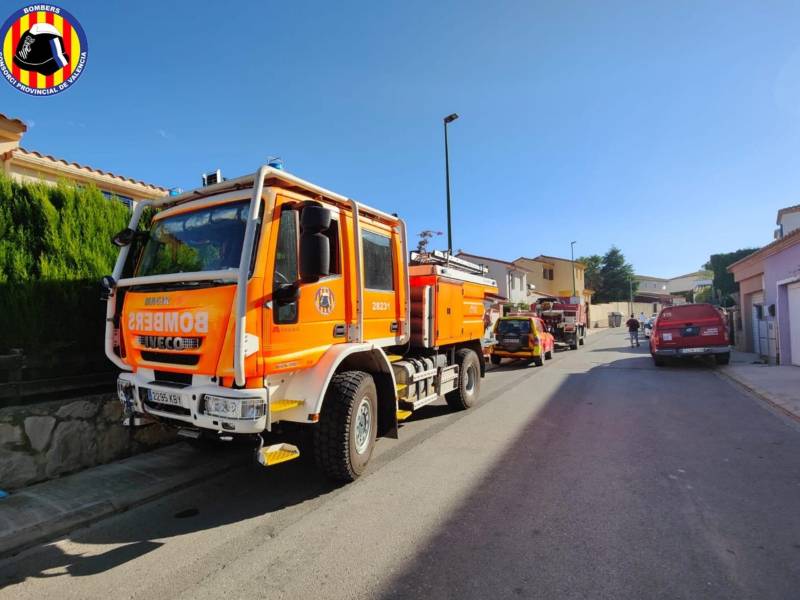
[662,333,672,341]
[504,337,519,343]
[682,327,699,336]
[148,389,183,406]
[680,347,705,354]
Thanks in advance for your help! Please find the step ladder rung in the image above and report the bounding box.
[396,409,412,421]
[386,354,404,363]
[257,443,300,467]
[270,400,304,413]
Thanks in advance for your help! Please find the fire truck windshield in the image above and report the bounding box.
[135,201,249,277]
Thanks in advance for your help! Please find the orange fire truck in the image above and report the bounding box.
[103,166,497,481]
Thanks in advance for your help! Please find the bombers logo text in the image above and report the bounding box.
[127,311,209,334]
[0,5,88,95]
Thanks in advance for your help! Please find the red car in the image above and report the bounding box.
[650,303,730,367]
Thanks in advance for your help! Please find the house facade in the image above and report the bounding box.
[666,270,714,296]
[0,113,167,206]
[513,255,592,306]
[729,211,800,365]
[457,252,530,305]
[775,204,800,239]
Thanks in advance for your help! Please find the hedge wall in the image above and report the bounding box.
[0,174,130,378]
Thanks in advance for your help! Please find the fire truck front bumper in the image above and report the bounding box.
[116,372,269,435]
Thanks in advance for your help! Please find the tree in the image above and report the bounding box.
[703,248,758,306]
[593,246,637,303]
[416,230,442,253]
[577,254,602,293]
[693,286,712,303]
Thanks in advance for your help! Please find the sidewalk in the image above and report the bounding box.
[0,442,245,558]
[719,350,800,421]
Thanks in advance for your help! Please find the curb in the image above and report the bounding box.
[716,368,800,424]
[0,442,246,559]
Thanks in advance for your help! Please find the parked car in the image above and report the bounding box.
[650,303,730,366]
[490,314,555,367]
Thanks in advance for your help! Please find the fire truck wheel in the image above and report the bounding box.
[314,370,377,482]
[446,348,480,410]
[490,354,502,365]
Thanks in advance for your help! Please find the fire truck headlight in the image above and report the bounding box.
[204,395,266,420]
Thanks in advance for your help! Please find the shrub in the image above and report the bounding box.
[0,174,130,376]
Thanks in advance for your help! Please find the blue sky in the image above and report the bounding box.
[3,0,800,277]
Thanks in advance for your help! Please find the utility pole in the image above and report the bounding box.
[629,276,633,316]
[570,241,577,298]
[443,113,459,254]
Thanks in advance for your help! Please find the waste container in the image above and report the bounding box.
[609,312,623,327]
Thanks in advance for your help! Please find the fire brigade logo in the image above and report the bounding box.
[0,5,88,96]
[315,287,335,316]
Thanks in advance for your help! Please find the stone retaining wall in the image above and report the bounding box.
[0,393,176,490]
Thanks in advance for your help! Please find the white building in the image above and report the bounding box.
[457,252,530,305]
[775,204,800,239]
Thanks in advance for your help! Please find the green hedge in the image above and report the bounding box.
[0,174,130,375]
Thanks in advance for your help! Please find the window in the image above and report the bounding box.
[363,230,394,290]
[542,267,554,281]
[136,201,248,277]
[273,208,298,323]
[101,190,135,209]
[496,319,532,335]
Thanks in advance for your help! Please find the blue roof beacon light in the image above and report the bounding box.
[267,157,283,170]
[169,187,183,197]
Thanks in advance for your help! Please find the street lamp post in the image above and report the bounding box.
[443,113,459,254]
[570,241,577,298]
[629,276,633,316]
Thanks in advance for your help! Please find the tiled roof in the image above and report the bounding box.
[727,226,800,272]
[516,255,587,268]
[12,147,167,192]
[457,252,515,267]
[0,113,28,132]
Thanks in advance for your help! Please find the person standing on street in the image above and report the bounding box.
[626,314,640,347]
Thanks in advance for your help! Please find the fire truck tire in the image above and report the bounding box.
[490,354,502,365]
[314,370,377,482]
[446,348,480,410]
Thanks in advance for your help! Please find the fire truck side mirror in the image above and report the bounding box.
[274,282,300,305]
[111,227,135,247]
[299,205,332,283]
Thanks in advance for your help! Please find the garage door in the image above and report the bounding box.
[789,283,800,367]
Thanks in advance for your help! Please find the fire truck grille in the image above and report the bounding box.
[140,351,200,366]
[136,336,202,350]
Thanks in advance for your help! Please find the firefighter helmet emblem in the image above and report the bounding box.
[315,287,335,316]
[1,6,88,95]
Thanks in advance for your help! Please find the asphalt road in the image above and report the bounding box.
[2,330,800,599]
